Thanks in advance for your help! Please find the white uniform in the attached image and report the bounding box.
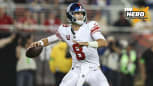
[48,21,109,86]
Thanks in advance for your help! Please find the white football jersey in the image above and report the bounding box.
[55,21,105,66]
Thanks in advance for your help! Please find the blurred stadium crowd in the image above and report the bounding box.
[0,0,153,86]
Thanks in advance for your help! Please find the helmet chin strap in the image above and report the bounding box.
[72,15,86,25]
[75,20,84,25]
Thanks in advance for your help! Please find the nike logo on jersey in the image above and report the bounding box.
[66,35,70,40]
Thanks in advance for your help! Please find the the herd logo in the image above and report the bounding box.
[124,7,149,23]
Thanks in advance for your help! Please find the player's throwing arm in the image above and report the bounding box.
[26,35,58,58]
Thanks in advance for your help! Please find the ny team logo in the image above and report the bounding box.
[124,7,149,23]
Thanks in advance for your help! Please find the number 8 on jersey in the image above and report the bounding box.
[72,44,85,60]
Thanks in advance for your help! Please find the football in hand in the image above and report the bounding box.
[26,46,43,58]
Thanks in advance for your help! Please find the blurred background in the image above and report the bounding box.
[0,0,153,86]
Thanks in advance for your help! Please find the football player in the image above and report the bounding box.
[28,3,109,86]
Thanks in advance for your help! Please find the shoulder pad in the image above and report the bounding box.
[58,24,70,34]
[62,24,69,27]
[88,21,98,27]
[88,21,101,33]
[58,24,70,30]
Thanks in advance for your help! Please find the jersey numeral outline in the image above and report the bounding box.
[72,44,85,60]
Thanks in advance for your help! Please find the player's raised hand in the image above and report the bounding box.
[26,41,43,58]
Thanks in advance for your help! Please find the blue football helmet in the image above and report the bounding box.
[66,3,87,25]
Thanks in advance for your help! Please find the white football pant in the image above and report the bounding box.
[59,63,109,86]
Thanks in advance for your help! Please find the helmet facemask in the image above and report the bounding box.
[72,11,86,25]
